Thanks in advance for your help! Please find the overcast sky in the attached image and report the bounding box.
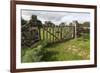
[21,9,90,25]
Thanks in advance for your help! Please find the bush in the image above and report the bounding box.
[80,33,90,40]
[22,47,42,62]
[21,41,48,62]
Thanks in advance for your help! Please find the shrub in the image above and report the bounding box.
[21,41,48,62]
[80,33,90,40]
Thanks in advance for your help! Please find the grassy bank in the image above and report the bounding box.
[21,34,90,63]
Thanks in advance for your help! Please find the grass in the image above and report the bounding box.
[40,36,90,61]
[21,33,90,62]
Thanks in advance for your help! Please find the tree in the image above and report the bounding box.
[59,22,66,26]
[37,20,42,27]
[21,15,43,48]
[69,22,73,26]
[29,15,37,26]
[82,22,90,27]
[29,15,42,27]
[44,21,55,26]
[21,18,27,25]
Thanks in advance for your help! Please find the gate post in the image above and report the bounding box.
[72,21,80,38]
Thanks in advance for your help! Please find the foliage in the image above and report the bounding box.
[79,21,90,27]
[59,22,66,26]
[21,15,42,48]
[44,21,55,26]
[29,15,37,26]
[80,33,90,40]
[21,18,27,25]
[21,41,48,62]
[82,22,90,27]
[28,15,42,27]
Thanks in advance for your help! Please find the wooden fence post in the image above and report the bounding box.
[61,26,62,41]
[43,25,45,40]
[52,25,55,43]
[72,21,79,38]
[38,27,41,40]
[73,26,75,38]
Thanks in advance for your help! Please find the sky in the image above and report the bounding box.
[21,9,90,25]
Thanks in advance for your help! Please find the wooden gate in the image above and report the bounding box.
[39,25,75,43]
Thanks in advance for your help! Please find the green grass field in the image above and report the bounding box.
[21,33,90,63]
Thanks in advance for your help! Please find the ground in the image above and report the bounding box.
[21,34,90,63]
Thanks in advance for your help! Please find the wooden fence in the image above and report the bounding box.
[38,25,75,44]
[21,20,89,48]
